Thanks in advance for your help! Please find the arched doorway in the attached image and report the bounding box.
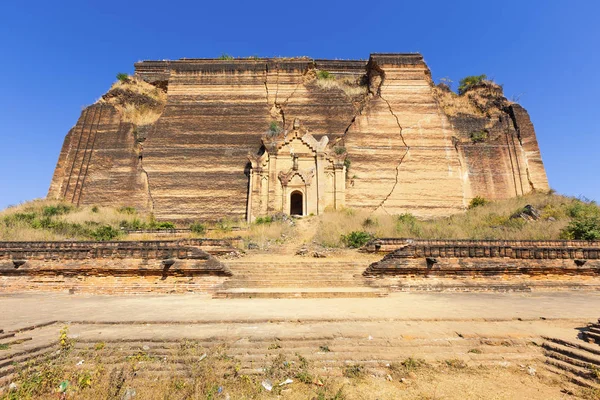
[290,191,303,216]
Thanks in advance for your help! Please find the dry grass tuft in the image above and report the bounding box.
[309,71,368,98]
[432,85,482,116]
[433,80,511,118]
[98,77,167,125]
[245,220,294,249]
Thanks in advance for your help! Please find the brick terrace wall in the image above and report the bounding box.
[364,239,600,276]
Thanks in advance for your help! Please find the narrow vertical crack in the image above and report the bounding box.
[138,125,155,212]
[373,93,410,214]
[263,63,270,106]
[140,159,155,212]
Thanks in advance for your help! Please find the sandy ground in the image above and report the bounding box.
[1,291,598,330]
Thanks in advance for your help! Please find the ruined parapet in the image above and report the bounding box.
[0,240,232,276]
[363,238,600,253]
[364,240,600,276]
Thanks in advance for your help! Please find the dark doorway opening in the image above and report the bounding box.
[290,191,303,216]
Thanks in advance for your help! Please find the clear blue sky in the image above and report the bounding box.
[1,1,598,209]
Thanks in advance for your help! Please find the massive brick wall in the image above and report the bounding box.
[48,53,549,220]
[47,103,150,210]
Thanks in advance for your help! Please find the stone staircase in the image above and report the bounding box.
[542,324,600,390]
[213,258,387,298]
[582,319,600,345]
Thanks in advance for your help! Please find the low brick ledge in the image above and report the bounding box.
[362,238,600,253]
[364,240,600,277]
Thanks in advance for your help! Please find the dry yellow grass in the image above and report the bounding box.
[97,76,166,125]
[0,199,149,241]
[432,81,511,119]
[311,72,368,98]
[432,85,482,116]
[0,193,594,244]
[312,192,584,247]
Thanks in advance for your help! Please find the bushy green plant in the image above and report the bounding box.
[468,196,488,209]
[268,121,282,135]
[42,204,72,217]
[217,53,234,60]
[341,231,372,248]
[458,74,487,94]
[90,225,121,241]
[317,70,333,80]
[91,206,99,213]
[120,218,145,230]
[255,216,274,224]
[333,146,346,155]
[153,221,175,230]
[470,130,488,143]
[118,206,137,215]
[190,222,207,234]
[397,213,417,225]
[561,216,600,240]
[116,73,129,82]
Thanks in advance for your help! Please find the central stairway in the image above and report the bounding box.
[213,256,387,298]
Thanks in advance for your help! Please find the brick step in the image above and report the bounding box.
[544,361,600,390]
[543,337,600,357]
[542,342,600,367]
[544,350,599,374]
[586,326,600,335]
[72,336,532,350]
[213,287,388,299]
[222,280,368,287]
[228,272,364,277]
[66,344,533,363]
[582,331,600,345]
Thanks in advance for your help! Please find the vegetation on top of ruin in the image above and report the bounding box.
[458,74,488,95]
[217,53,234,60]
[433,75,510,118]
[311,70,368,98]
[267,121,282,136]
[97,75,167,126]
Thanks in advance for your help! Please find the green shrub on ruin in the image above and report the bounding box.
[341,231,372,248]
[89,225,122,241]
[42,204,72,217]
[149,221,175,230]
[217,53,234,60]
[470,130,488,143]
[268,121,282,136]
[190,222,206,234]
[255,216,274,224]
[458,74,487,94]
[118,206,137,215]
[116,72,129,83]
[317,70,334,80]
[333,146,346,155]
[560,217,600,240]
[468,196,488,209]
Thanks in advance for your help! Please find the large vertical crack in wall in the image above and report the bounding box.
[375,94,410,214]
